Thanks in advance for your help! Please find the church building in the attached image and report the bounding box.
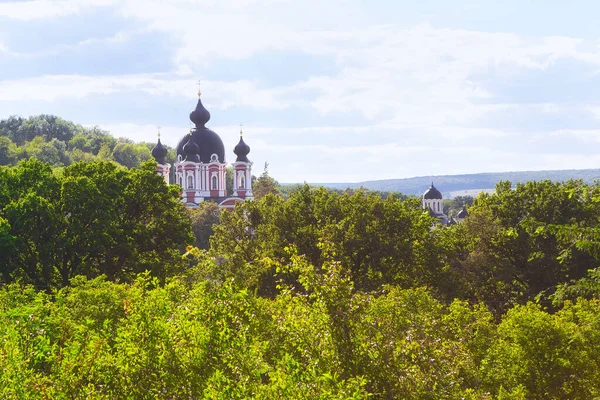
[151,89,253,209]
[422,182,469,226]
[423,183,449,225]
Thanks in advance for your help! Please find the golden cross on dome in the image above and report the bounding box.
[157,125,161,138]
[239,123,243,136]
[197,80,202,98]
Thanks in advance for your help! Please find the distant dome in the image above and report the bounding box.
[151,137,168,164]
[176,92,225,163]
[233,133,250,162]
[457,205,469,218]
[423,183,443,200]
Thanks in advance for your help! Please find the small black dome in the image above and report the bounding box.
[457,205,469,218]
[423,183,443,200]
[234,133,250,162]
[182,134,199,161]
[151,137,168,164]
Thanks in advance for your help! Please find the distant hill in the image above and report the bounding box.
[308,169,600,198]
[0,114,173,169]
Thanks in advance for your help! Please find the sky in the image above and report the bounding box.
[2,0,600,183]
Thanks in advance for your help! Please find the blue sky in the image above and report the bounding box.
[2,0,600,183]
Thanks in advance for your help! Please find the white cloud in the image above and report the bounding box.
[0,74,289,110]
[3,3,600,127]
[0,0,116,21]
[547,129,600,144]
[103,1,600,126]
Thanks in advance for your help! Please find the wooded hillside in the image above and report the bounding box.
[0,114,175,169]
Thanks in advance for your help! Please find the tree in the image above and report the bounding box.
[111,142,140,168]
[442,180,600,311]
[226,167,233,195]
[189,201,221,250]
[0,137,17,166]
[443,195,474,216]
[253,162,280,199]
[210,185,445,295]
[482,301,600,399]
[0,159,194,288]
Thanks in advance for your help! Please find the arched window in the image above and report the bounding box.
[187,175,194,189]
[239,175,245,189]
[212,175,218,190]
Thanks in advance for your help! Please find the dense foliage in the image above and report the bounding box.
[0,159,193,288]
[1,269,600,398]
[2,154,600,398]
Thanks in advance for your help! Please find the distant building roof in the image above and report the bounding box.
[423,182,443,200]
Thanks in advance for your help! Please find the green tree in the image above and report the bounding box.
[189,201,221,250]
[0,137,17,166]
[111,142,140,168]
[443,180,600,310]
[210,185,445,295]
[253,163,280,199]
[0,159,193,288]
[226,166,233,195]
[444,195,474,216]
[482,300,600,399]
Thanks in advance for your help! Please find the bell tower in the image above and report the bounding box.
[151,127,170,185]
[232,125,253,199]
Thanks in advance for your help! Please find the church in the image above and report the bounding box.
[150,89,253,210]
[422,183,469,225]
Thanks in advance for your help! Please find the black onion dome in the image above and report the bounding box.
[182,134,199,161]
[234,135,250,162]
[423,183,443,200]
[151,137,168,164]
[457,205,469,218]
[189,97,211,127]
[176,93,226,163]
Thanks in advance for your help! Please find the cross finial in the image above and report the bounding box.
[239,123,243,136]
[157,125,161,139]
[197,80,201,98]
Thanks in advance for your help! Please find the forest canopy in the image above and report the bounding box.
[2,119,600,397]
